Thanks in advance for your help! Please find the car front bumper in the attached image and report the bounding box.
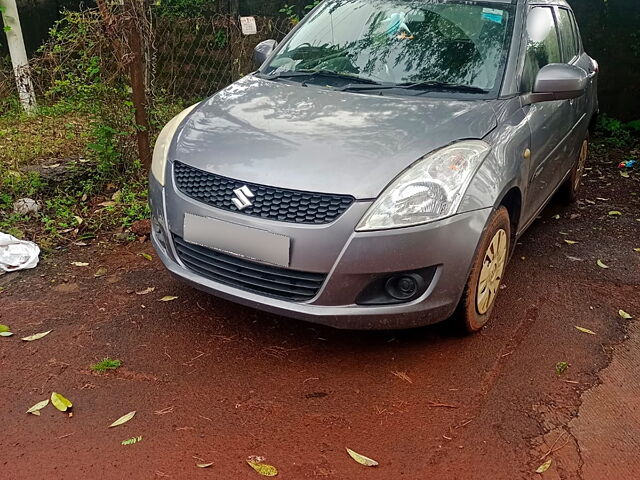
[150,170,492,330]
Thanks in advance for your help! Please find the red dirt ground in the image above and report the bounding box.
[1,149,639,479]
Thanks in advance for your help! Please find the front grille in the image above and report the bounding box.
[174,161,355,225]
[173,236,327,302]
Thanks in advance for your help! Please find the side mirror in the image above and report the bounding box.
[529,63,588,103]
[253,40,278,69]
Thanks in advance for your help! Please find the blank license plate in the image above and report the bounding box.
[183,213,290,267]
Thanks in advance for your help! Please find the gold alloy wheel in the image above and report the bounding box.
[574,139,589,191]
[476,229,508,315]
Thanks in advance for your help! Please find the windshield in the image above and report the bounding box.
[263,0,514,95]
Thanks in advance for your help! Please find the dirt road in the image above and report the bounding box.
[1,153,639,479]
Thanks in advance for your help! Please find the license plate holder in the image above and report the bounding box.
[183,213,290,268]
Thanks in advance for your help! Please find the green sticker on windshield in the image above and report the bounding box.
[482,8,504,24]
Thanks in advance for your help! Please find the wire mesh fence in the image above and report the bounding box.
[148,10,292,103]
[0,1,295,112]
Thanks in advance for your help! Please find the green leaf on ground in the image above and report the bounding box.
[0,324,10,333]
[619,310,633,319]
[109,411,136,428]
[555,362,569,375]
[575,326,596,335]
[246,459,278,476]
[21,330,52,342]
[597,259,609,269]
[121,436,143,446]
[90,358,122,372]
[608,210,622,216]
[563,240,578,245]
[51,392,73,412]
[346,448,379,467]
[159,296,178,302]
[140,253,153,261]
[26,399,50,415]
[536,459,552,473]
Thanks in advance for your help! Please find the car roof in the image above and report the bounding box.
[482,0,571,7]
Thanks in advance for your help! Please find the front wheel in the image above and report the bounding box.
[454,207,511,333]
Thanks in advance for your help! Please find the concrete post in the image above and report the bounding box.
[1,0,37,112]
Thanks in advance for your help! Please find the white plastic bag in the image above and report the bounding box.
[0,232,40,273]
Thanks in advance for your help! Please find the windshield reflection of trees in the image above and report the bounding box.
[276,1,507,87]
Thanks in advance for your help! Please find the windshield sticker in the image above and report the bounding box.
[482,8,504,24]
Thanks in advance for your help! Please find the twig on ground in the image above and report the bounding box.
[540,432,566,460]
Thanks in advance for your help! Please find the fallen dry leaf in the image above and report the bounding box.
[109,411,136,428]
[536,458,552,473]
[575,326,596,335]
[26,399,50,415]
[98,201,117,208]
[136,287,155,296]
[0,331,14,337]
[21,330,52,342]
[246,458,278,476]
[94,267,108,278]
[159,296,178,302]
[346,448,379,467]
[196,463,214,468]
[596,259,609,269]
[563,240,579,245]
[620,171,630,178]
[634,248,640,253]
[51,392,73,412]
[71,262,89,267]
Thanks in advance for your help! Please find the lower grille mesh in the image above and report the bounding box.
[173,236,326,301]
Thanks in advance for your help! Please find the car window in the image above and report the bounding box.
[556,8,578,62]
[521,7,562,93]
[569,10,582,53]
[263,0,513,93]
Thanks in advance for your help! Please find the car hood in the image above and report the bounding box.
[173,75,497,199]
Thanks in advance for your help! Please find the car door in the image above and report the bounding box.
[521,6,574,223]
[555,7,590,154]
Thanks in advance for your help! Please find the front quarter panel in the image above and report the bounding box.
[459,99,530,230]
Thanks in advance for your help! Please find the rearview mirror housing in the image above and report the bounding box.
[527,63,588,104]
[254,40,278,69]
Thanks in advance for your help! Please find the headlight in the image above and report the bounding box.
[151,103,200,186]
[356,140,490,231]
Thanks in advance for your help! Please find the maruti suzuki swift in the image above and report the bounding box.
[150,0,598,332]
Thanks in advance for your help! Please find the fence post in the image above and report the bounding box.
[1,0,37,112]
[123,0,152,170]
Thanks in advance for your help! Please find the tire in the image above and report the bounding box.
[454,206,511,333]
[559,135,589,204]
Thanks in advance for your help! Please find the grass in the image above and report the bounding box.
[90,358,122,373]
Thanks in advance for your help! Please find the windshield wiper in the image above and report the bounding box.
[258,69,383,86]
[339,81,488,94]
[398,82,489,94]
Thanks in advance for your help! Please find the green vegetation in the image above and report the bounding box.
[90,358,122,373]
[0,10,181,248]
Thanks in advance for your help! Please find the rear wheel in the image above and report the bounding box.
[560,136,589,203]
[455,207,511,333]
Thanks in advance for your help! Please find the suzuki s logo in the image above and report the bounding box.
[232,185,255,210]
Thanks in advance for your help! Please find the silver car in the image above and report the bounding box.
[150,0,598,331]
